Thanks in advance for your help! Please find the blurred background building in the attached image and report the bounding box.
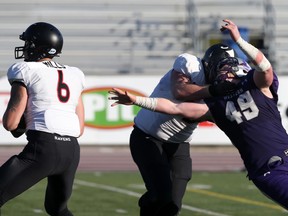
[0,0,286,76]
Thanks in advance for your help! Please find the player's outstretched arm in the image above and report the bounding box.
[108,88,136,106]
[108,88,210,120]
[221,19,273,89]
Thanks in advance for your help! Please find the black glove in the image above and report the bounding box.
[208,81,238,97]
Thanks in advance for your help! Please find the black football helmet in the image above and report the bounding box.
[202,43,237,84]
[15,22,63,62]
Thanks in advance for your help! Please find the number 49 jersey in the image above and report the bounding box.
[205,71,288,179]
[7,61,85,137]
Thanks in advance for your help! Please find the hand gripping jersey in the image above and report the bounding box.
[205,71,288,179]
[7,61,85,137]
[135,54,206,143]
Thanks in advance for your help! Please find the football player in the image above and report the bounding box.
[128,53,205,216]
[109,19,288,210]
[1,22,85,216]
[109,47,237,215]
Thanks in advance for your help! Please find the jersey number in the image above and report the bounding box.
[57,70,70,103]
[225,91,259,124]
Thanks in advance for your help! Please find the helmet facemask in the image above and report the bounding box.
[14,45,25,59]
[214,57,251,84]
[15,40,38,61]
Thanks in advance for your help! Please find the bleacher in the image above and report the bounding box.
[271,0,288,74]
[0,0,286,76]
[0,0,188,76]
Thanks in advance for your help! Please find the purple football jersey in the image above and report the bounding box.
[205,71,288,179]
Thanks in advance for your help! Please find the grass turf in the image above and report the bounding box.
[1,171,287,216]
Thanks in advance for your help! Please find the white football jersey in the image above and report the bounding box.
[135,59,206,144]
[7,61,85,137]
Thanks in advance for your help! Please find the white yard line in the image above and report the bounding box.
[182,204,230,216]
[74,179,230,216]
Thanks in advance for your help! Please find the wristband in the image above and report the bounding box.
[134,96,158,111]
[254,56,271,72]
[236,37,258,60]
[236,37,271,72]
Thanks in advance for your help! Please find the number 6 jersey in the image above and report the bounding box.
[7,61,85,137]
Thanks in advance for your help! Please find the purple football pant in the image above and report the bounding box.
[252,161,288,210]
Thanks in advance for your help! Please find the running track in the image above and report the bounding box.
[0,145,244,172]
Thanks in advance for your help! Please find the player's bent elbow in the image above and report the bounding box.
[3,122,18,131]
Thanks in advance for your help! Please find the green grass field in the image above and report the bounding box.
[1,171,287,216]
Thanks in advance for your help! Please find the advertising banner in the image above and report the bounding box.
[0,75,287,145]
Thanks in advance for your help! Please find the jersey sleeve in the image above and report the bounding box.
[79,69,85,90]
[7,62,29,86]
[75,67,85,91]
[270,71,279,101]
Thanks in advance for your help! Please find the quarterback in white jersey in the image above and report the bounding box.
[7,61,85,137]
[1,22,84,216]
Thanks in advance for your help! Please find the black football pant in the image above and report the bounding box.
[130,126,192,216]
[0,130,80,216]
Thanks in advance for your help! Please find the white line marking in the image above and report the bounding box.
[182,204,230,216]
[75,179,141,197]
[74,179,230,216]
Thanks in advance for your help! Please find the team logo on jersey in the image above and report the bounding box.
[82,87,145,129]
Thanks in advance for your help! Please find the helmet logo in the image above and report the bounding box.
[48,48,57,55]
[220,46,229,49]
